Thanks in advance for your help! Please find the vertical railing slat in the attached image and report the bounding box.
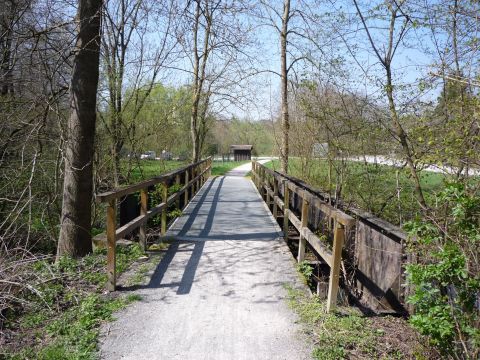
[107,199,117,291]
[298,192,309,262]
[139,188,148,251]
[327,222,345,312]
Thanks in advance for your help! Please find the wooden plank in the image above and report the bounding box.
[266,177,271,206]
[275,196,284,210]
[175,174,181,208]
[300,227,333,266]
[107,199,116,291]
[161,182,167,235]
[115,201,167,239]
[287,209,301,231]
[139,188,148,251]
[285,181,354,227]
[283,179,289,241]
[298,197,309,262]
[184,170,189,206]
[327,223,345,312]
[273,179,278,219]
[309,197,355,227]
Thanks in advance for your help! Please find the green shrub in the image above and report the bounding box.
[405,182,480,358]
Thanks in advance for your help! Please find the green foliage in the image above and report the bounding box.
[405,183,480,358]
[39,294,133,360]
[168,208,183,220]
[297,261,313,287]
[4,244,145,359]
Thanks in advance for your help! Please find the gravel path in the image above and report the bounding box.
[99,174,311,360]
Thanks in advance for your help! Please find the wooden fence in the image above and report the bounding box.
[96,157,212,291]
[251,161,355,312]
[251,161,409,314]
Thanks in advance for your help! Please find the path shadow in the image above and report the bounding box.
[119,177,225,295]
[177,176,225,237]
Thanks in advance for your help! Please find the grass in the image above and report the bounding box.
[210,160,249,176]
[2,244,149,360]
[123,159,188,183]
[266,158,456,225]
[285,285,433,359]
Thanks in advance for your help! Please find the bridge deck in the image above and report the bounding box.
[100,173,310,359]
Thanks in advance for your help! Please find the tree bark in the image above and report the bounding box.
[57,0,103,259]
[280,0,290,174]
[190,0,210,162]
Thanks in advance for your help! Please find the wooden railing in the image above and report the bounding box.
[96,157,212,291]
[251,161,355,312]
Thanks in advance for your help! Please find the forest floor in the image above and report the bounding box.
[1,243,164,359]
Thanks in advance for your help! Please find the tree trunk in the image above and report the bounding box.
[57,0,103,259]
[0,2,15,96]
[280,0,290,174]
[191,108,200,162]
[385,66,427,208]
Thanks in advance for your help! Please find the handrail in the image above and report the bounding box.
[96,157,211,202]
[251,160,354,312]
[97,157,212,291]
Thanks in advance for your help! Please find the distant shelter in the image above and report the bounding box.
[231,145,253,161]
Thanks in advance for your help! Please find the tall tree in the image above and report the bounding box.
[353,0,427,208]
[279,0,290,173]
[57,0,103,258]
[100,0,177,186]
[179,0,252,162]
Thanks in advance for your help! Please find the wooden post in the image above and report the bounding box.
[266,175,271,207]
[298,193,309,262]
[161,182,168,235]
[196,164,201,190]
[283,179,289,242]
[107,199,116,291]
[261,167,266,199]
[139,188,148,251]
[252,161,256,187]
[273,178,278,220]
[327,222,345,312]
[184,170,189,206]
[175,174,181,209]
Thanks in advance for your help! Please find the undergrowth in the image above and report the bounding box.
[285,285,434,359]
[1,244,146,359]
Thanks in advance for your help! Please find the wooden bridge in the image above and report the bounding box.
[95,157,408,358]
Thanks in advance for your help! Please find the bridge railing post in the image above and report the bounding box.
[283,179,289,242]
[298,192,309,262]
[261,166,266,200]
[161,181,167,236]
[107,199,117,291]
[175,174,181,209]
[273,178,278,220]
[184,170,189,206]
[251,160,255,184]
[327,222,345,312]
[266,174,271,208]
[139,188,148,251]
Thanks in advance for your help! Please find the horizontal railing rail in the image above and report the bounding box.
[251,161,355,312]
[96,157,212,291]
